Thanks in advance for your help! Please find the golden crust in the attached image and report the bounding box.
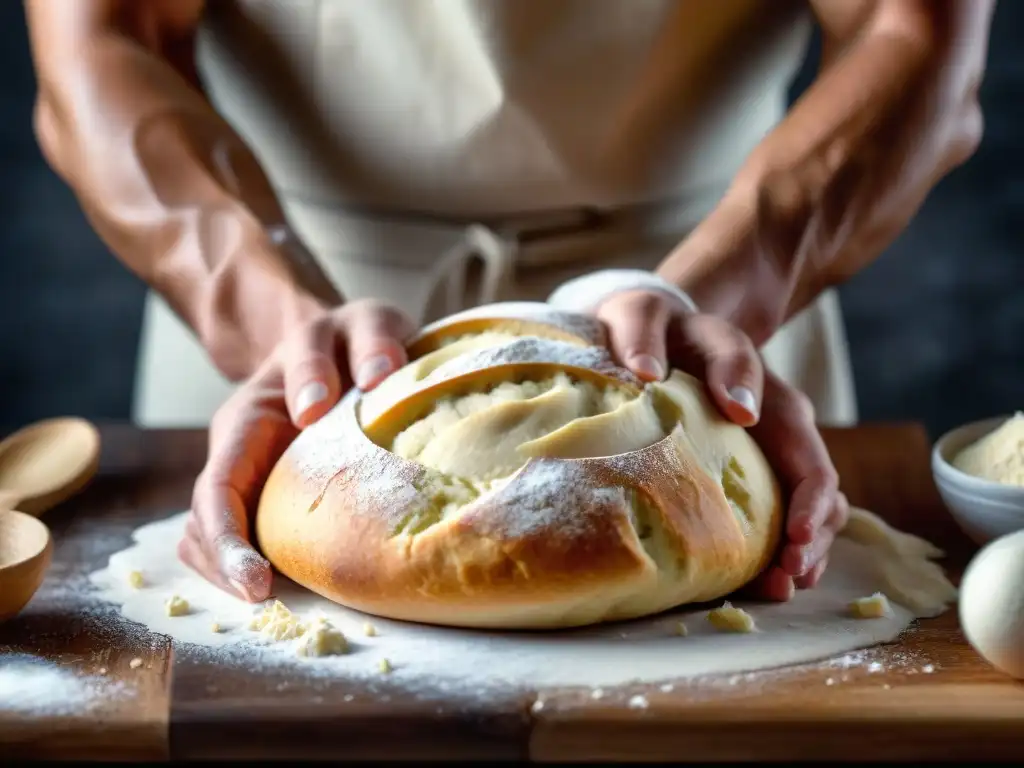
[256,307,782,630]
[410,301,608,354]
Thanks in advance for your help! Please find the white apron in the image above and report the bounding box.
[133,0,857,428]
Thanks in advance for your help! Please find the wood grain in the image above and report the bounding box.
[0,423,1021,761]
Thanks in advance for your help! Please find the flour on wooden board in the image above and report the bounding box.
[0,653,135,716]
[87,508,956,697]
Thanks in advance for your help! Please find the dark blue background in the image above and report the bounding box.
[0,3,1019,437]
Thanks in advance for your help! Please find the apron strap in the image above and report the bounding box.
[429,224,517,317]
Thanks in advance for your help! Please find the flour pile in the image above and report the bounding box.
[87,508,956,695]
[0,653,132,716]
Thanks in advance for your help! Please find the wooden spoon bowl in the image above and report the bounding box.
[0,509,53,621]
[0,417,101,516]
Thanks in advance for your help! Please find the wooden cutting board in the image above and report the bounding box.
[1,424,1022,761]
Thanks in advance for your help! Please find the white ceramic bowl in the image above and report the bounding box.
[932,416,1024,546]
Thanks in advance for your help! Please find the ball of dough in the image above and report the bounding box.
[256,303,782,629]
[959,529,1024,679]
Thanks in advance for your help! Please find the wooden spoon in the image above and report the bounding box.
[0,418,99,621]
[0,509,53,621]
[0,417,101,516]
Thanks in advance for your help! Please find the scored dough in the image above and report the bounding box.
[390,373,657,480]
[259,307,783,629]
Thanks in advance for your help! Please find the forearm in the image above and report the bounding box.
[26,0,337,380]
[659,0,992,339]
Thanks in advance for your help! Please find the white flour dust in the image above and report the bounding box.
[0,653,133,716]
[87,508,956,700]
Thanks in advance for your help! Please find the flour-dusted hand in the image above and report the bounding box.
[595,287,846,602]
[179,300,416,602]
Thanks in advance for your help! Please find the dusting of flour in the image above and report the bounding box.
[0,653,134,716]
[88,509,955,700]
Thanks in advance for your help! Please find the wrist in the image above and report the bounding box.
[547,269,698,316]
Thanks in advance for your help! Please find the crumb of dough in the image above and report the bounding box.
[98,667,107,675]
[363,622,378,637]
[707,601,757,633]
[129,658,143,669]
[210,621,222,633]
[849,592,892,619]
[378,658,393,674]
[128,570,145,589]
[249,600,307,641]
[675,621,688,637]
[296,618,348,658]
[165,594,189,617]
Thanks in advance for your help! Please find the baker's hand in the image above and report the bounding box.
[178,299,416,602]
[596,289,849,601]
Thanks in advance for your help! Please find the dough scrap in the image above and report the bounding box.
[849,592,892,619]
[707,601,757,633]
[165,594,189,617]
[296,618,349,658]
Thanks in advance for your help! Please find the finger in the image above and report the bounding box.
[281,318,343,429]
[184,512,200,542]
[784,472,839,547]
[787,489,849,575]
[780,521,837,578]
[795,553,829,590]
[192,474,273,603]
[596,290,671,382]
[740,564,795,603]
[178,525,246,600]
[192,388,295,602]
[673,314,763,426]
[339,301,415,391]
[750,372,839,544]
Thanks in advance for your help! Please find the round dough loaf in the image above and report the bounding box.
[256,302,782,629]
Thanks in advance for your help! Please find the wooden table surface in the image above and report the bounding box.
[1,423,1022,761]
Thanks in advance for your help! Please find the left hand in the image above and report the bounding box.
[596,289,850,602]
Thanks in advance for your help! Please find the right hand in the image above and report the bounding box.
[597,289,848,602]
[178,299,416,602]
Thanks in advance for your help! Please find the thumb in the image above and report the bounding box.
[282,316,343,428]
[675,314,763,427]
[339,301,415,391]
[596,290,671,382]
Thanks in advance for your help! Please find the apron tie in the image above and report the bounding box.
[429,224,517,317]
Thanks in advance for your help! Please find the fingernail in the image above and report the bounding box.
[294,381,328,418]
[728,386,759,418]
[799,549,812,575]
[628,354,665,382]
[356,354,393,390]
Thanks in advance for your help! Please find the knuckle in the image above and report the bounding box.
[628,290,669,320]
[598,289,665,319]
[776,382,815,423]
[339,299,414,340]
[810,464,840,494]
